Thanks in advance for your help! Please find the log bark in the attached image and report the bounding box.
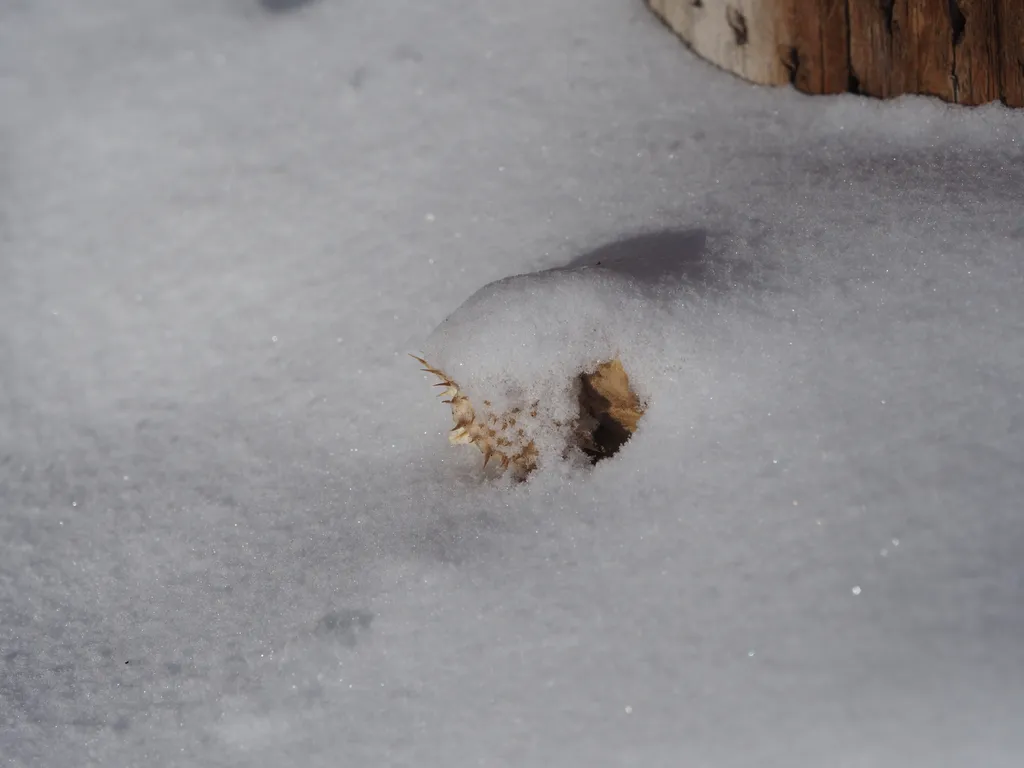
[647,0,1024,107]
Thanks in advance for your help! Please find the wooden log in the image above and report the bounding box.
[996,0,1024,106]
[647,0,1024,107]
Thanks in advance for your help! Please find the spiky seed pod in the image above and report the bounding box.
[412,355,644,477]
[412,356,539,475]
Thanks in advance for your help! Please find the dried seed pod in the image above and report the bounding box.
[412,356,539,475]
[575,358,645,462]
[413,355,644,477]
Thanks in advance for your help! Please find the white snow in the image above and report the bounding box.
[421,263,677,468]
[2,0,1024,766]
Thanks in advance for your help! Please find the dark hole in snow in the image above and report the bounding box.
[575,361,644,464]
[578,387,633,462]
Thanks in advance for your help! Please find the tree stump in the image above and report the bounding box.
[647,0,1024,107]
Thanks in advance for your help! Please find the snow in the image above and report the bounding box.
[2,0,1023,766]
[421,262,674,469]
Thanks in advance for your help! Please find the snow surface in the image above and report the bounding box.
[2,0,1024,766]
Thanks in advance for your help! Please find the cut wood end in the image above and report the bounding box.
[647,0,1023,107]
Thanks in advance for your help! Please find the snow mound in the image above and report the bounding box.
[420,260,682,471]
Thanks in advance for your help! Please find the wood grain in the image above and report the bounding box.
[954,0,1001,104]
[647,0,1021,106]
[995,0,1024,106]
